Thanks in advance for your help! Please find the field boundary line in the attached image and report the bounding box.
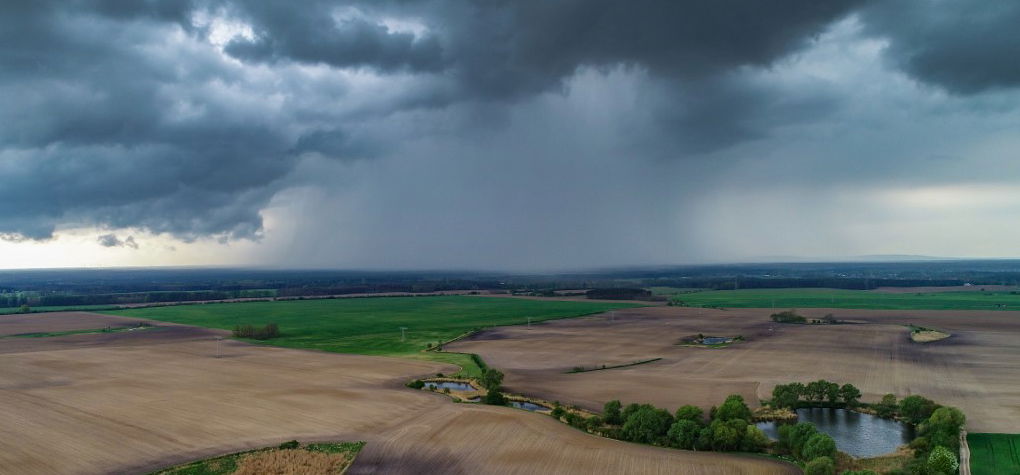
[960,430,971,475]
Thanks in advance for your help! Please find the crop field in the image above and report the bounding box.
[665,287,1020,311]
[0,311,796,474]
[968,433,1020,475]
[105,296,640,377]
[448,305,1020,434]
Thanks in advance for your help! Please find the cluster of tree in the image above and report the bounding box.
[770,310,807,324]
[592,395,770,454]
[585,288,653,300]
[771,381,862,409]
[479,368,506,405]
[232,323,280,340]
[776,422,837,473]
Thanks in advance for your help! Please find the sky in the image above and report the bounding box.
[2,1,1020,271]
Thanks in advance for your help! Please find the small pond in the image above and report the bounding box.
[509,401,549,412]
[466,397,480,402]
[424,381,475,391]
[756,408,915,458]
[701,337,732,345]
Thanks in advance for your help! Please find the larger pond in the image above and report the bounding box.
[756,408,915,458]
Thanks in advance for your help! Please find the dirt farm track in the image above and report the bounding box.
[0,312,795,475]
[449,306,1020,434]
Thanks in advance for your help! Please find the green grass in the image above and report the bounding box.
[105,296,640,378]
[150,441,365,475]
[968,433,1020,475]
[666,288,1020,311]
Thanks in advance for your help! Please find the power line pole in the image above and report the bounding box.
[527,317,531,329]
[400,327,407,342]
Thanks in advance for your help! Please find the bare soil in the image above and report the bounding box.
[448,305,1020,433]
[0,312,794,475]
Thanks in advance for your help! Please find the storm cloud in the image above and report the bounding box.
[2,1,1020,268]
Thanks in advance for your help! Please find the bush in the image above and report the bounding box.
[805,456,835,475]
[741,425,770,453]
[278,440,300,450]
[779,422,818,460]
[771,310,807,324]
[232,323,281,340]
[715,395,752,421]
[803,433,837,461]
[900,395,938,424]
[483,390,506,406]
[674,405,704,423]
[876,394,898,418]
[551,402,565,419]
[927,445,959,474]
[406,379,425,389]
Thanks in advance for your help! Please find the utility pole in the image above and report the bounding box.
[400,327,408,342]
[215,336,222,358]
[527,317,532,329]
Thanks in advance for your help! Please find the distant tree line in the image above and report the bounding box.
[585,288,652,300]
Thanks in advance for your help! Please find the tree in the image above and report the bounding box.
[839,383,862,407]
[876,394,898,418]
[622,405,674,444]
[924,406,965,450]
[804,456,835,475]
[483,389,506,405]
[603,400,623,425]
[715,395,752,421]
[772,384,803,409]
[741,425,770,452]
[18,304,30,313]
[674,405,704,423]
[806,380,829,402]
[667,419,701,449]
[841,471,876,475]
[824,382,840,405]
[779,422,818,459]
[927,445,959,474]
[479,368,504,391]
[900,395,937,424]
[709,420,742,451]
[802,433,837,461]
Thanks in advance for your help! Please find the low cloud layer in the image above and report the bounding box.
[2,1,1020,268]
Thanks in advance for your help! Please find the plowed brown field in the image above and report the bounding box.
[448,306,1020,433]
[0,312,794,475]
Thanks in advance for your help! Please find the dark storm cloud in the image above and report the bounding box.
[0,0,293,240]
[860,1,1020,94]
[223,2,445,72]
[4,0,1018,254]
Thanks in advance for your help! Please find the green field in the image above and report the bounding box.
[665,288,1020,311]
[105,296,639,377]
[968,433,1020,475]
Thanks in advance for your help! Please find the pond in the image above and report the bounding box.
[701,337,732,345]
[424,381,475,391]
[509,401,549,412]
[756,408,915,458]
